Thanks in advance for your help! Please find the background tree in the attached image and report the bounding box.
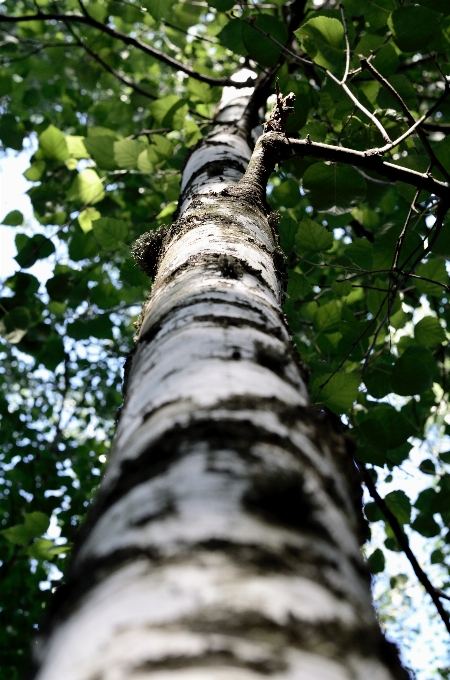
[0,0,450,677]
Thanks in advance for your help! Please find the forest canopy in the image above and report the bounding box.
[1,0,450,677]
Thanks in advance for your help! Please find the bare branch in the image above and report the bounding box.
[375,83,450,154]
[392,187,421,271]
[360,463,450,638]
[339,3,350,85]
[0,10,256,88]
[70,29,158,101]
[281,135,450,199]
[326,69,392,143]
[361,57,450,182]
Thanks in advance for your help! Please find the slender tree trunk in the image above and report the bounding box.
[32,82,408,680]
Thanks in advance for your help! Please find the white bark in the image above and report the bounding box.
[32,84,408,680]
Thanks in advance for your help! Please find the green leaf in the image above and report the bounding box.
[299,120,328,142]
[353,418,389,458]
[419,458,436,475]
[353,0,397,30]
[366,278,400,318]
[149,95,188,129]
[384,490,411,525]
[1,512,49,546]
[302,163,366,215]
[432,218,450,258]
[391,346,437,396]
[2,209,23,226]
[67,169,105,204]
[120,258,150,287]
[411,513,441,537]
[368,404,415,450]
[113,139,146,169]
[15,233,55,268]
[38,124,69,161]
[364,502,383,522]
[83,135,117,170]
[415,259,449,296]
[279,215,298,253]
[295,216,333,253]
[93,217,128,250]
[242,15,288,67]
[66,135,89,159]
[417,0,450,14]
[27,537,69,560]
[67,315,114,340]
[415,316,446,347]
[295,17,345,73]
[364,361,393,398]
[314,300,342,333]
[218,18,248,57]
[332,279,352,297]
[371,43,399,77]
[187,79,215,105]
[386,442,412,466]
[143,0,177,21]
[287,271,312,300]
[69,230,98,262]
[312,371,360,414]
[4,306,31,330]
[137,149,154,174]
[46,272,75,303]
[184,120,203,148]
[37,335,65,371]
[78,207,101,234]
[86,2,108,22]
[388,6,441,53]
[23,161,46,181]
[433,135,450,174]
[367,547,385,574]
[90,282,121,309]
[0,315,27,344]
[343,239,373,270]
[209,0,235,10]
[272,179,300,208]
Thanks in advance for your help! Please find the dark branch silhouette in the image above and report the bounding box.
[360,463,450,636]
[0,9,256,87]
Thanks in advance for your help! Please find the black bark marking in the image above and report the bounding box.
[130,496,176,527]
[178,157,248,207]
[218,254,244,279]
[242,470,332,543]
[254,341,288,377]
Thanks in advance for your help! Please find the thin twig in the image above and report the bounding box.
[360,463,450,637]
[339,3,350,85]
[282,136,450,199]
[376,84,450,154]
[392,188,421,271]
[0,8,256,88]
[326,70,392,143]
[361,57,450,182]
[70,29,158,101]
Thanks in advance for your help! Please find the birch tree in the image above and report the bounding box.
[0,1,450,678]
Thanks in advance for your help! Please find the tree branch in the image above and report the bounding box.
[0,10,256,88]
[360,57,450,182]
[360,463,450,637]
[67,26,158,101]
[282,135,450,199]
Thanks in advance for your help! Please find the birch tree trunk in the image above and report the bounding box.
[32,79,408,680]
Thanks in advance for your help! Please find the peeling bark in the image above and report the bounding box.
[31,83,409,680]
